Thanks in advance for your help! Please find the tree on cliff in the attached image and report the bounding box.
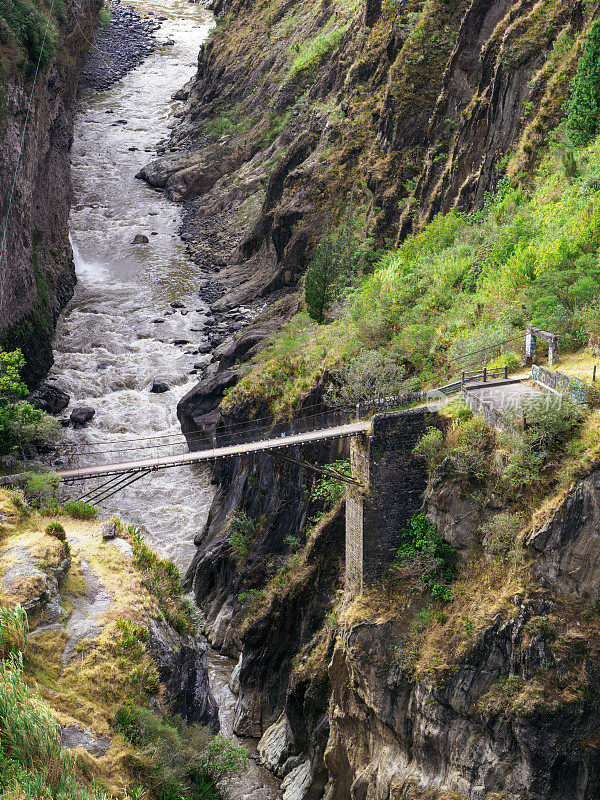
[0,348,57,460]
[305,206,374,323]
[567,20,600,146]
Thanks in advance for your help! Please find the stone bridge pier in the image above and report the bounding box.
[345,409,438,595]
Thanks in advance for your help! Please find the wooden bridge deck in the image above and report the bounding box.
[1,419,373,485]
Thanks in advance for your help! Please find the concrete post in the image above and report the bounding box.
[525,325,536,364]
[345,432,370,596]
[344,410,437,596]
[549,336,559,366]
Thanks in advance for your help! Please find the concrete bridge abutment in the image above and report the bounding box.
[345,409,438,595]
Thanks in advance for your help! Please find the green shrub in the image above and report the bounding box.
[413,427,444,471]
[0,349,59,460]
[113,705,247,797]
[390,514,457,601]
[305,208,374,323]
[448,416,495,483]
[487,351,521,373]
[310,460,351,506]
[22,471,61,509]
[0,605,28,660]
[238,588,266,616]
[228,512,261,564]
[481,512,525,562]
[125,526,194,636]
[568,21,600,146]
[44,521,66,541]
[63,500,98,521]
[326,350,406,405]
[501,395,587,492]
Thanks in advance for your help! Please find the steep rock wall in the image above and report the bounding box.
[0,0,101,385]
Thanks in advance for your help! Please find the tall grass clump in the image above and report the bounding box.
[288,27,346,81]
[114,705,248,799]
[63,500,98,521]
[0,653,68,786]
[0,654,115,799]
[125,525,194,636]
[0,605,28,659]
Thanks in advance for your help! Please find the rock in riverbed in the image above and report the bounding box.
[70,407,96,427]
[30,383,70,415]
[150,379,170,394]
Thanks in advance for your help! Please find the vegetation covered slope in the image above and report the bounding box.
[0,489,246,800]
[223,127,600,417]
[162,0,595,320]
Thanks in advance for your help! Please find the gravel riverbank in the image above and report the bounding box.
[79,0,161,91]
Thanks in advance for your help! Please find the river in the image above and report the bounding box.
[46,2,282,796]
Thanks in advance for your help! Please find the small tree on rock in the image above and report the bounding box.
[0,348,58,460]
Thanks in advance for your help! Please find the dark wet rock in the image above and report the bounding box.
[530,468,600,600]
[150,379,170,394]
[173,339,190,346]
[147,620,219,732]
[29,383,70,415]
[133,234,149,243]
[170,301,185,308]
[70,407,96,427]
[153,318,166,324]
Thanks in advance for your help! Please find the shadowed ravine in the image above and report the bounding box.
[45,2,281,795]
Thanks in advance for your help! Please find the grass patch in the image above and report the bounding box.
[63,500,98,521]
[288,27,346,82]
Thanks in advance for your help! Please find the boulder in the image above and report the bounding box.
[133,234,149,243]
[101,521,118,540]
[150,379,170,394]
[61,725,111,756]
[70,407,95,427]
[30,383,70,415]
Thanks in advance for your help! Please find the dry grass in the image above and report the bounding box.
[0,497,186,796]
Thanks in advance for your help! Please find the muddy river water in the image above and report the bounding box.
[46,2,282,796]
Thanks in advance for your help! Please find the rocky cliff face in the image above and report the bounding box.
[144,0,590,323]
[173,1,600,798]
[0,0,101,386]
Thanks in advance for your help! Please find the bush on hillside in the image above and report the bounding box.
[63,500,98,521]
[390,514,457,601]
[447,415,496,484]
[22,471,61,509]
[568,20,600,146]
[114,705,247,798]
[228,512,262,564]
[305,207,375,323]
[44,521,66,541]
[325,349,406,405]
[501,395,587,492]
[0,349,59,461]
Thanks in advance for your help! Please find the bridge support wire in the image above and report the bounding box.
[75,470,141,503]
[87,470,153,505]
[270,450,363,487]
